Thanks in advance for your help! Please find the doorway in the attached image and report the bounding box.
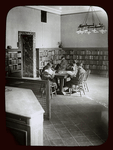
[18,31,36,78]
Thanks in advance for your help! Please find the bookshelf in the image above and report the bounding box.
[5,49,22,76]
[6,47,108,77]
[63,48,108,77]
[36,47,108,77]
[36,48,65,69]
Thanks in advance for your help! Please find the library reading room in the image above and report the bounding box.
[5,6,108,146]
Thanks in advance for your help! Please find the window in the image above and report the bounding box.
[41,10,47,23]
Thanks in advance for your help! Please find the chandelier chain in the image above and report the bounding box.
[82,6,91,25]
[93,8,102,24]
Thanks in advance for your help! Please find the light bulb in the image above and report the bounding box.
[87,30,91,34]
[104,29,107,33]
[92,28,99,33]
[76,30,80,34]
[99,29,105,34]
[99,27,107,34]
[80,30,84,34]
[84,28,88,33]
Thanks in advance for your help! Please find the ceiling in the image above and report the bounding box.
[27,6,104,15]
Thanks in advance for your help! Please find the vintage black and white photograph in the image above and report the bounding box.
[5,5,108,146]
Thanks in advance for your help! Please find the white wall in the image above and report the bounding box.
[6,6,108,49]
[6,6,61,49]
[61,9,108,48]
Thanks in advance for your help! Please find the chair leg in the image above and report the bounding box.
[55,86,57,96]
[84,82,89,92]
[86,83,89,92]
[40,83,46,97]
[50,87,53,99]
[51,85,57,98]
[82,88,85,95]
[84,82,86,91]
[79,84,85,96]
[41,88,45,97]
[69,88,72,95]
[80,90,82,96]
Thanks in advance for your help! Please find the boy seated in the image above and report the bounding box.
[65,62,86,92]
[41,63,57,88]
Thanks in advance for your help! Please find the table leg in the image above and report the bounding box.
[64,78,66,87]
[57,78,64,95]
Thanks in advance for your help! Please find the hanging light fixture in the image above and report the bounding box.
[76,6,107,35]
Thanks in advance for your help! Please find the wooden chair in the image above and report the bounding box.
[40,81,57,98]
[83,69,91,92]
[40,83,46,97]
[68,73,85,96]
[50,82,57,98]
[40,71,57,99]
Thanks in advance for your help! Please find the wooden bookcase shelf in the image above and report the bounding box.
[36,48,64,70]
[5,47,108,77]
[5,49,22,75]
[63,48,108,77]
[36,47,108,77]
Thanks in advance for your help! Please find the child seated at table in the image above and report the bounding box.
[65,60,78,82]
[65,62,86,92]
[72,60,78,75]
[41,63,57,89]
[54,64,61,73]
[60,56,68,71]
[42,63,55,80]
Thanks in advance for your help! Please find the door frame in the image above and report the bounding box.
[18,31,36,78]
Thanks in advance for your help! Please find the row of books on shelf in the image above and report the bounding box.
[40,50,55,57]
[8,59,21,65]
[9,64,21,71]
[65,50,108,55]
[40,49,108,56]
[40,55,63,61]
[80,60,108,65]
[40,54,108,61]
[84,64,108,70]
[39,49,108,56]
[65,55,108,60]
[39,49,64,57]
[6,52,21,59]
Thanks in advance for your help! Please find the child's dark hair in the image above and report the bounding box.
[55,64,61,70]
[47,63,51,66]
[76,62,83,66]
[61,56,65,59]
[73,60,77,64]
